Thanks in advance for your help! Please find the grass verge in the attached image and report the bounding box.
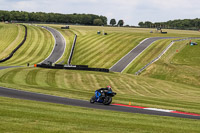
[0,96,200,133]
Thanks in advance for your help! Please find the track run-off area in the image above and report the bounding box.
[0,24,200,121]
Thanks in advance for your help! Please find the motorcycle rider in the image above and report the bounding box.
[96,86,112,101]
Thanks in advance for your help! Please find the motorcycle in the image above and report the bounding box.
[90,89,116,105]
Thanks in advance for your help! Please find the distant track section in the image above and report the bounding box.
[110,37,176,72]
[40,26,66,64]
[0,25,27,63]
[135,37,200,75]
[0,66,21,70]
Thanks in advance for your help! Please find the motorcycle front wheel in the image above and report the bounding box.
[103,96,112,105]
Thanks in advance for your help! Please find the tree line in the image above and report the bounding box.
[0,10,107,26]
[138,18,200,30]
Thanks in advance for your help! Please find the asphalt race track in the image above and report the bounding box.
[0,87,199,120]
[110,37,176,72]
[40,26,66,64]
[0,66,21,70]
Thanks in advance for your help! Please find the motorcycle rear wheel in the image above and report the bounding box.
[90,96,96,104]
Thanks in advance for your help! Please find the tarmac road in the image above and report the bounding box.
[110,37,176,72]
[40,26,66,64]
[0,66,21,70]
[0,87,199,120]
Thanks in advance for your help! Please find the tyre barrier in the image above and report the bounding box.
[0,24,28,63]
[36,64,109,73]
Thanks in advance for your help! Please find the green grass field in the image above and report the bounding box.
[1,97,200,133]
[0,23,25,60]
[0,24,54,66]
[1,24,200,132]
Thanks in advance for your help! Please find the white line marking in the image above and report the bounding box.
[144,108,174,113]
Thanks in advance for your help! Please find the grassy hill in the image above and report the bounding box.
[141,39,200,87]
[41,25,200,67]
[0,24,200,132]
[0,23,25,60]
[0,24,54,66]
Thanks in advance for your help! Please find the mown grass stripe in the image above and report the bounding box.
[75,33,118,54]
[3,25,36,65]
[74,34,117,57]
[0,24,24,60]
[25,69,41,86]
[0,24,19,54]
[0,68,22,84]
[72,33,124,65]
[35,68,51,87]
[80,35,141,67]
[1,25,54,66]
[46,69,57,87]
[89,36,143,68]
[13,26,41,65]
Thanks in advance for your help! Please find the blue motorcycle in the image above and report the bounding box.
[90,89,116,105]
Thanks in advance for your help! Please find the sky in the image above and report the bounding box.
[0,0,200,26]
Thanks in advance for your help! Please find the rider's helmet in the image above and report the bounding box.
[106,86,112,91]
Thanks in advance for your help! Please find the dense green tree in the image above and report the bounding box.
[93,19,103,26]
[100,15,107,25]
[117,20,124,27]
[144,21,153,28]
[110,19,116,26]
[138,22,144,27]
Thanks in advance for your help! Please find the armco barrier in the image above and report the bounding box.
[36,64,109,73]
[68,34,77,65]
[0,24,28,63]
[76,65,88,68]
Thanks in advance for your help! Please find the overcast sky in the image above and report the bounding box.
[0,0,200,25]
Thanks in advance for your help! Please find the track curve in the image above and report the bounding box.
[40,26,66,64]
[0,87,199,120]
[110,37,176,72]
